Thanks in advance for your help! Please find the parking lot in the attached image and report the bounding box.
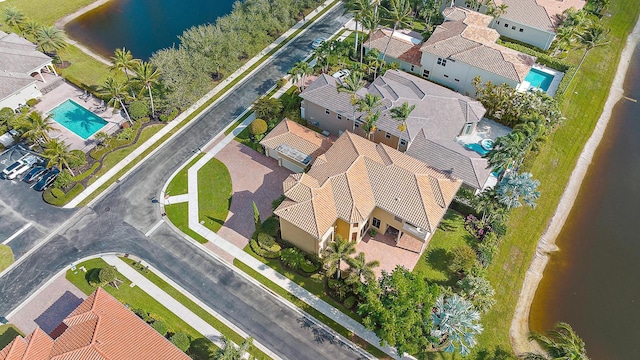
[0,145,75,261]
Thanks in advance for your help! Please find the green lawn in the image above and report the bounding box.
[119,257,269,360]
[65,258,218,359]
[166,154,204,196]
[413,211,474,287]
[197,158,232,233]
[0,0,93,26]
[0,245,14,273]
[164,202,208,244]
[0,324,23,349]
[57,44,118,89]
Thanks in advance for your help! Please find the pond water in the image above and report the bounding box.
[65,0,235,60]
[529,45,640,359]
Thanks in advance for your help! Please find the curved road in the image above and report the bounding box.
[0,6,365,360]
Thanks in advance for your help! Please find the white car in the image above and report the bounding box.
[1,155,38,180]
[332,69,351,80]
[311,37,327,49]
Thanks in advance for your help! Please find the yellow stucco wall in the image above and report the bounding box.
[279,218,320,255]
[370,207,405,236]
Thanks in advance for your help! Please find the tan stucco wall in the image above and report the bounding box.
[302,100,353,137]
[370,207,405,236]
[280,218,320,255]
[335,218,350,240]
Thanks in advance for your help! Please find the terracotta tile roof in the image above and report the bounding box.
[260,118,334,159]
[494,0,586,31]
[367,29,424,66]
[0,288,190,360]
[275,132,462,238]
[422,7,535,82]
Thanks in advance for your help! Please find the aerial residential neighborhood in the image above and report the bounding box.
[0,0,636,359]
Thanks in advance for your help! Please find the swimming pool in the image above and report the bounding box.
[49,100,108,140]
[524,68,554,92]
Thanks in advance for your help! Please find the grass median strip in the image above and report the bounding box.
[120,257,271,360]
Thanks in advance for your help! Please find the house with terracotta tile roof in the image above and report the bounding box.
[260,118,334,173]
[299,69,503,191]
[274,131,462,256]
[450,0,586,50]
[0,31,58,111]
[0,288,190,360]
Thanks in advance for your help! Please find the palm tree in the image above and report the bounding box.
[36,26,67,55]
[290,60,313,90]
[42,139,77,176]
[132,61,161,117]
[488,3,508,18]
[496,171,541,209]
[20,111,55,145]
[362,110,380,140]
[431,294,483,356]
[526,322,588,360]
[567,24,610,88]
[322,235,356,279]
[99,76,133,125]
[22,20,41,38]
[345,252,379,286]
[337,71,365,130]
[315,40,334,73]
[379,0,413,62]
[344,0,369,55]
[390,101,415,132]
[110,47,139,82]
[3,7,26,33]
[361,5,381,64]
[485,132,526,172]
[214,336,253,360]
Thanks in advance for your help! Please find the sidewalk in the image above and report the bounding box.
[65,0,339,209]
[102,255,281,360]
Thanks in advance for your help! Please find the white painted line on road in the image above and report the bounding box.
[2,223,32,245]
[144,220,165,237]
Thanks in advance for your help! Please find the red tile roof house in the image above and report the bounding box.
[0,288,190,360]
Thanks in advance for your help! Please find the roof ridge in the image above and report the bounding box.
[412,174,433,233]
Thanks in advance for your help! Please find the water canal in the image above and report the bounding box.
[530,45,640,359]
[65,0,235,60]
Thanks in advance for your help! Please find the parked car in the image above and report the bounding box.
[1,155,38,180]
[311,37,326,49]
[332,69,351,80]
[33,167,60,191]
[22,166,47,183]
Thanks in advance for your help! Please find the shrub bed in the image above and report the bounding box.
[72,162,100,182]
[43,183,85,206]
[301,259,319,273]
[249,239,280,259]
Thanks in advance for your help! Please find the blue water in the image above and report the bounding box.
[525,68,554,91]
[50,100,107,140]
[464,143,489,156]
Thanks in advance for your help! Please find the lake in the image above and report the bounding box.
[65,0,235,60]
[530,44,640,358]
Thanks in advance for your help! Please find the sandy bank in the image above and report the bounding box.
[509,15,640,355]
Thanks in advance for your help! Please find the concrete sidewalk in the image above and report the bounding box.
[102,255,281,359]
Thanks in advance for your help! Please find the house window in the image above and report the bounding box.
[454,78,460,82]
[504,23,509,28]
[496,21,500,24]
[325,109,330,114]
[423,69,430,78]
[385,132,391,139]
[511,25,516,30]
[444,74,449,78]
[400,139,407,146]
[437,58,447,67]
[463,122,474,135]
[354,122,359,128]
[337,114,342,120]
[519,28,524,32]
[410,65,415,72]
[372,217,381,228]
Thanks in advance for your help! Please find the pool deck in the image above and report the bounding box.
[33,76,125,152]
[519,65,565,97]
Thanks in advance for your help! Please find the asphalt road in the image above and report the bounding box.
[0,6,367,360]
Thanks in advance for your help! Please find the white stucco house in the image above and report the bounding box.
[0,30,57,111]
[366,7,536,97]
[449,0,586,50]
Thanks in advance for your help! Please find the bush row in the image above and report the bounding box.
[250,239,280,259]
[72,162,101,182]
[43,183,85,206]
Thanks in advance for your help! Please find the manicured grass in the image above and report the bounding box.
[0,245,14,273]
[164,202,208,244]
[413,211,474,287]
[233,259,391,360]
[57,44,116,88]
[224,111,254,135]
[65,258,218,359]
[473,0,640,356]
[0,324,23,350]
[119,257,270,360]
[166,154,204,196]
[0,0,93,26]
[197,158,232,233]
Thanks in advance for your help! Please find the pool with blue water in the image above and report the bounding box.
[49,100,108,140]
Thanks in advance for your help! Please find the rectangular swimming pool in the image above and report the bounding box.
[525,68,554,92]
[49,99,108,140]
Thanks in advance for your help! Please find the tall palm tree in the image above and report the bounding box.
[22,20,41,38]
[42,139,77,176]
[485,131,527,172]
[345,252,379,286]
[567,24,609,88]
[361,5,381,64]
[214,336,253,360]
[323,235,356,279]
[390,101,415,132]
[362,110,380,140]
[99,76,133,125]
[527,322,588,360]
[315,40,334,73]
[496,171,541,209]
[379,0,412,62]
[36,26,67,55]
[344,0,368,55]
[132,61,161,117]
[337,71,365,130]
[20,111,55,145]
[3,7,26,33]
[431,294,483,356]
[291,60,313,90]
[110,47,139,82]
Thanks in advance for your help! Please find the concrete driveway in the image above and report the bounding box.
[215,141,291,249]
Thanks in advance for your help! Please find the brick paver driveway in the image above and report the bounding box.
[215,141,291,249]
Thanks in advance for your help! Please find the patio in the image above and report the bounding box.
[355,231,426,278]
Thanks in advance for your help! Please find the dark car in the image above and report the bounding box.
[33,167,60,191]
[22,166,47,183]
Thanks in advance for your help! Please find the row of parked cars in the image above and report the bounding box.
[0,155,59,191]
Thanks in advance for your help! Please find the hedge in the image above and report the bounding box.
[72,162,100,182]
[343,296,357,309]
[43,183,85,206]
[301,259,319,273]
[249,239,280,259]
